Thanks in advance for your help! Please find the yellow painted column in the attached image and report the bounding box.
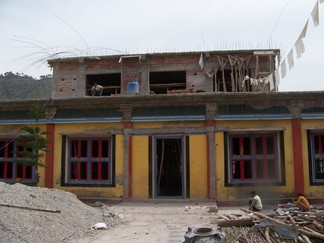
[189,135,208,199]
[132,136,149,199]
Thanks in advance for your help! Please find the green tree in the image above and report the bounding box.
[14,104,49,184]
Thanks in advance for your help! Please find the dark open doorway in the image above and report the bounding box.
[155,137,183,197]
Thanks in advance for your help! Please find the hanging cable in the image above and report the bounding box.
[267,0,291,48]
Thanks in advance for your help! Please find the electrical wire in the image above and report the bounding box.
[267,0,291,48]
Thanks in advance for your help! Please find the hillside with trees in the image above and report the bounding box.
[0,72,52,100]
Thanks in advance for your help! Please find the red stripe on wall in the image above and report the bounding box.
[292,119,304,194]
[45,124,55,188]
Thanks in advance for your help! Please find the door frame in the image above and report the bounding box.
[152,135,186,199]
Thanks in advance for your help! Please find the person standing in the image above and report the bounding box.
[249,191,263,211]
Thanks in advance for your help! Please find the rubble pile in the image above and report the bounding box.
[212,206,324,243]
[0,182,123,243]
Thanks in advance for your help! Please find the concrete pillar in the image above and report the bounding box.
[120,104,133,199]
[123,123,132,199]
[207,126,216,199]
[140,59,149,94]
[206,102,218,199]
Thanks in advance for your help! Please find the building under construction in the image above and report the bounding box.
[0,49,324,205]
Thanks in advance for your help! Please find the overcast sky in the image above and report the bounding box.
[0,0,323,91]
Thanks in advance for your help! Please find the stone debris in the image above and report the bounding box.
[0,182,123,243]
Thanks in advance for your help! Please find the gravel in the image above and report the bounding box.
[0,182,123,243]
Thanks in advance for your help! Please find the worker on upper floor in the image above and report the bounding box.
[91,82,103,96]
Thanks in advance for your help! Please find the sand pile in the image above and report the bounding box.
[0,182,122,242]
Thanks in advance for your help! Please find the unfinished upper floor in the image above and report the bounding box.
[48,49,280,98]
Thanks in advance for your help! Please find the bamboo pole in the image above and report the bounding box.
[264,227,271,243]
[240,208,324,241]
[0,203,61,213]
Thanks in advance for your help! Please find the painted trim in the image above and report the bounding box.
[301,114,324,119]
[216,115,292,120]
[220,127,286,132]
[307,131,324,185]
[45,124,55,188]
[60,135,66,185]
[131,116,205,122]
[153,135,185,199]
[0,118,122,125]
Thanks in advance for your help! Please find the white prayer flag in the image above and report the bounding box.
[268,73,275,91]
[280,60,287,79]
[199,53,203,70]
[299,20,308,39]
[275,69,280,87]
[295,38,305,59]
[311,1,319,27]
[287,50,295,70]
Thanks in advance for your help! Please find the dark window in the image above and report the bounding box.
[86,73,121,96]
[149,71,186,94]
[228,133,280,184]
[0,139,34,182]
[309,133,324,184]
[67,137,113,185]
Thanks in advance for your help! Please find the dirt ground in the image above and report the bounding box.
[75,201,247,243]
[1,182,276,243]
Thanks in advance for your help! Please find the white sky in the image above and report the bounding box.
[0,0,323,91]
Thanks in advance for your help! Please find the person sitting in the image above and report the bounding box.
[249,191,263,211]
[91,82,103,96]
[294,193,311,211]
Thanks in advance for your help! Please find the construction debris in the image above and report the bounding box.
[211,206,324,242]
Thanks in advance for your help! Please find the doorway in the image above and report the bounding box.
[154,136,185,198]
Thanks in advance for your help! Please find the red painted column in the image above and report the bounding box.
[292,119,304,194]
[45,124,55,188]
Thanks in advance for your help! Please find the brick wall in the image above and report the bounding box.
[86,58,120,70]
[50,51,278,98]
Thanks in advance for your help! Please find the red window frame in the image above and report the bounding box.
[67,137,112,184]
[229,133,279,184]
[0,139,34,182]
